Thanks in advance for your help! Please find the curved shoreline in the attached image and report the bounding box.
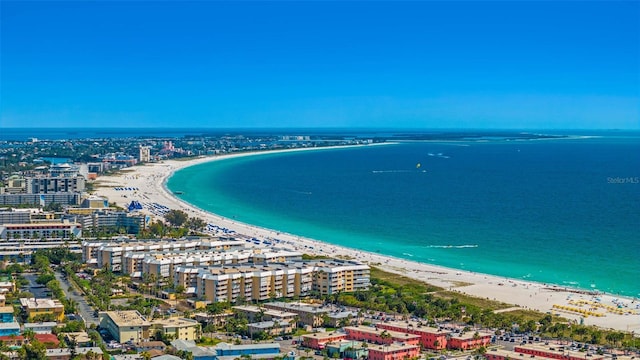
[95,145,640,332]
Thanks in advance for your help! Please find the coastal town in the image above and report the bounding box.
[0,132,638,360]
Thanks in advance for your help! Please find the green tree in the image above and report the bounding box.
[165,210,189,228]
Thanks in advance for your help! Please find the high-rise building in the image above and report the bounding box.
[139,146,151,163]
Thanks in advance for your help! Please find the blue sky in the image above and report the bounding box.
[1,1,638,129]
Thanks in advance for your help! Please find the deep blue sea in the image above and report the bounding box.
[168,135,640,297]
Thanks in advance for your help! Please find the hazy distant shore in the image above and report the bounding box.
[94,144,640,332]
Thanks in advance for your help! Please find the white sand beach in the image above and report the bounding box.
[94,146,640,332]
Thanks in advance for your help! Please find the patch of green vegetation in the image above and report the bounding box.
[370,267,442,291]
[301,254,331,260]
[433,291,511,311]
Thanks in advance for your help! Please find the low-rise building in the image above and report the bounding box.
[214,342,280,357]
[514,344,605,360]
[302,332,348,350]
[367,342,420,360]
[63,332,93,347]
[0,306,14,323]
[247,320,294,337]
[377,321,449,350]
[232,305,298,324]
[135,341,167,352]
[24,322,58,334]
[151,317,201,341]
[263,301,328,328]
[447,331,492,350]
[326,340,368,360]
[344,326,421,346]
[20,298,65,322]
[46,347,103,360]
[99,310,151,343]
[0,322,20,336]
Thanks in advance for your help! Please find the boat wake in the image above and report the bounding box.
[427,244,478,249]
[372,170,415,173]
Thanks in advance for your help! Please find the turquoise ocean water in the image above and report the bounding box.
[167,135,640,297]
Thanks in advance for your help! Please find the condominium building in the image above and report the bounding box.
[26,175,85,194]
[0,193,81,206]
[190,263,315,303]
[311,260,370,295]
[71,210,145,235]
[139,146,151,163]
[0,222,82,240]
[0,209,31,224]
[83,238,246,271]
[135,249,254,280]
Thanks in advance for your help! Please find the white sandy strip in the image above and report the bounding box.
[94,145,640,332]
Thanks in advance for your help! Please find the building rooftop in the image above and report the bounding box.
[248,320,291,329]
[449,331,493,340]
[380,320,448,334]
[302,332,348,341]
[45,347,103,357]
[23,322,58,328]
[153,317,199,328]
[215,342,281,351]
[345,326,420,339]
[0,322,20,330]
[369,342,419,352]
[19,298,64,310]
[102,310,150,327]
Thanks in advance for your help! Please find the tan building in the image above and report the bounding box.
[99,310,200,343]
[311,260,370,295]
[192,263,315,303]
[151,318,201,341]
[139,146,151,163]
[263,301,329,328]
[232,305,298,324]
[20,298,65,322]
[99,310,151,343]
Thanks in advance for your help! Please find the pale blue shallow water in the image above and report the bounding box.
[168,135,640,297]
